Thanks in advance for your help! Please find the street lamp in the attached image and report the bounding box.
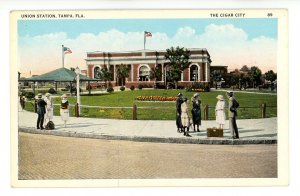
[75,66,81,116]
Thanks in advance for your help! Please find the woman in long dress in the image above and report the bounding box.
[191,93,201,132]
[60,94,69,128]
[181,98,191,137]
[44,93,54,123]
[215,95,226,129]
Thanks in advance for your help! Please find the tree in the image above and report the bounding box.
[249,66,262,88]
[210,70,224,89]
[240,65,250,73]
[164,46,191,88]
[116,64,130,86]
[150,66,162,88]
[265,70,277,83]
[99,67,112,88]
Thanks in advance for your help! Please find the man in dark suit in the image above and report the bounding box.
[36,93,47,129]
[176,93,184,132]
[227,91,239,139]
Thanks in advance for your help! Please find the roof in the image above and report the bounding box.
[23,67,97,82]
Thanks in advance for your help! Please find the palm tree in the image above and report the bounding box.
[116,64,130,86]
[100,67,112,88]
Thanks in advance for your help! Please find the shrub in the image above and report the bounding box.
[138,84,143,90]
[48,88,57,94]
[120,86,125,91]
[186,82,210,92]
[20,90,27,97]
[155,83,166,89]
[130,85,135,91]
[25,92,35,99]
[107,86,114,93]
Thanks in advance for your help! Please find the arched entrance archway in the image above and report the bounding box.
[138,65,150,81]
[189,64,200,81]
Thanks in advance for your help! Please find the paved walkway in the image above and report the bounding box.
[211,88,277,95]
[18,105,277,145]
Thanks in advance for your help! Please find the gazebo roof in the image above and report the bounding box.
[23,67,97,82]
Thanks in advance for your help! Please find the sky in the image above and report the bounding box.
[17,18,278,77]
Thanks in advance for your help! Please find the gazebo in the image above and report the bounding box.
[20,67,99,95]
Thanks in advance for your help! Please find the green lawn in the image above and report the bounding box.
[24,89,277,120]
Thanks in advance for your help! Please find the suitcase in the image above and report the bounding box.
[207,127,223,137]
[45,121,55,130]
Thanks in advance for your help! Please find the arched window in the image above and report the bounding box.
[190,64,199,81]
[94,67,101,79]
[139,65,150,81]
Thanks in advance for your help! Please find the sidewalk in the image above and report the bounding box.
[18,108,277,145]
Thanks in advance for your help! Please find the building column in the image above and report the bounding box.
[205,62,210,82]
[131,64,134,82]
[161,64,164,82]
[198,64,201,82]
[113,65,116,85]
[164,66,167,86]
[181,71,183,82]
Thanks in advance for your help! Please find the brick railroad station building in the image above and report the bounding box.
[85,48,212,88]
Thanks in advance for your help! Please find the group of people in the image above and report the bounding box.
[33,91,239,139]
[176,91,239,139]
[176,92,201,137]
[35,93,70,129]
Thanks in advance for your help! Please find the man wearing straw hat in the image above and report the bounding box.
[36,93,47,129]
[226,91,239,139]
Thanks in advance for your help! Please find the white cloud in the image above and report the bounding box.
[175,26,196,38]
[18,24,277,77]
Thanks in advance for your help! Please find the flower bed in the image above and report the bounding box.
[135,96,177,102]
[191,88,206,92]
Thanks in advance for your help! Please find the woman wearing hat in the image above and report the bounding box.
[60,94,69,128]
[191,93,201,132]
[181,98,191,137]
[44,93,53,123]
[36,93,47,129]
[215,95,225,129]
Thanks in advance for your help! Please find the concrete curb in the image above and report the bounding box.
[19,127,277,145]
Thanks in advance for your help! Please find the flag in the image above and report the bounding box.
[144,31,152,37]
[144,31,152,50]
[63,46,72,54]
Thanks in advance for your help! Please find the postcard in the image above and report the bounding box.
[10,9,288,187]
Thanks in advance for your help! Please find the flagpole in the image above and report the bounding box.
[143,31,146,50]
[62,45,64,68]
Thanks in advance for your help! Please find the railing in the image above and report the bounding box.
[24,100,276,120]
[202,104,277,120]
